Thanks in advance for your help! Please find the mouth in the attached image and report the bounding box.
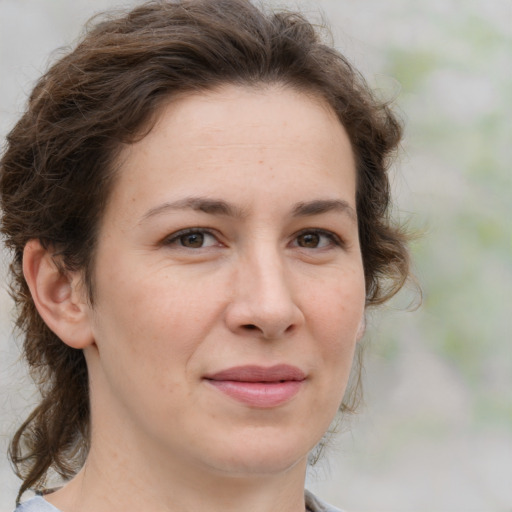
[203,365,306,408]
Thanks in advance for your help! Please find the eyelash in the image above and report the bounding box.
[163,228,344,250]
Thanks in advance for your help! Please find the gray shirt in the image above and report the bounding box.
[14,490,343,512]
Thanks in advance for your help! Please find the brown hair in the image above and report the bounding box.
[0,0,409,500]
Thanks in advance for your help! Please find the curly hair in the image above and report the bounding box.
[0,0,409,500]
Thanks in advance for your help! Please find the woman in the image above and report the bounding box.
[0,1,409,511]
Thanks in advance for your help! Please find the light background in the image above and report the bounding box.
[1,0,511,511]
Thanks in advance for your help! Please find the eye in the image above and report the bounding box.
[293,229,342,249]
[164,229,220,249]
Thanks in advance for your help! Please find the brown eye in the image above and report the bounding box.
[164,229,219,249]
[180,232,205,248]
[296,232,320,248]
[293,230,342,250]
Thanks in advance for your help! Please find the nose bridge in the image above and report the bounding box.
[246,241,290,304]
[228,238,303,338]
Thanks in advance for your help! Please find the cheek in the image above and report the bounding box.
[306,271,365,386]
[88,276,203,414]
[309,274,365,340]
[91,261,225,366]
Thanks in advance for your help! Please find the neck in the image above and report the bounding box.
[45,437,309,512]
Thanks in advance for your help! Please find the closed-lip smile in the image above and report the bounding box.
[204,364,306,408]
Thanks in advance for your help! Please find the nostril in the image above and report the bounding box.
[284,324,295,334]
[240,323,295,337]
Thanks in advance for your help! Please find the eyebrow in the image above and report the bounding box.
[140,197,356,223]
[141,197,247,222]
[292,199,357,222]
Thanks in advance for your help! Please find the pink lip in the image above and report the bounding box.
[204,365,306,408]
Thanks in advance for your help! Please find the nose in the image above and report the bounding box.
[224,248,305,339]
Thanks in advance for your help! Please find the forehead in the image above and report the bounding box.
[121,84,350,156]
[107,85,356,222]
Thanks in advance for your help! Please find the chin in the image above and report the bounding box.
[198,427,318,477]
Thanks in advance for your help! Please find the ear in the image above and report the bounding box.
[23,239,94,349]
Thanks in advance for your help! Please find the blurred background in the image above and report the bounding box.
[0,0,511,510]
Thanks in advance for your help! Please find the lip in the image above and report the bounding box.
[204,364,306,408]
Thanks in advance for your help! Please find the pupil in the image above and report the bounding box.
[182,233,204,248]
[300,233,319,248]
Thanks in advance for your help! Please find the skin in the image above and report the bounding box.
[24,85,366,512]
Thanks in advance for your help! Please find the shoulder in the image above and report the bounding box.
[14,496,62,512]
[305,490,345,512]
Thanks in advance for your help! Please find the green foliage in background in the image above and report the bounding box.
[373,1,512,427]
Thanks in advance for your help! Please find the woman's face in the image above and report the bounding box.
[83,85,366,478]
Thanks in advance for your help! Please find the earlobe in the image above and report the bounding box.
[23,239,94,349]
